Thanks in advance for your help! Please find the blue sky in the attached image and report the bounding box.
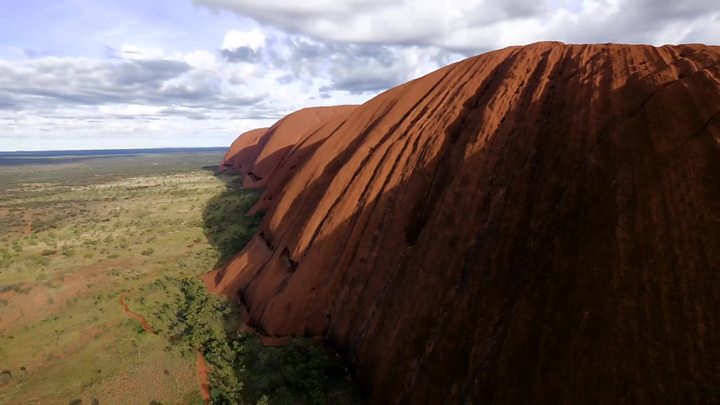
[1,0,718,150]
[0,0,248,59]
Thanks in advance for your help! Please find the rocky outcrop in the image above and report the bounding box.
[208,42,720,403]
[220,106,357,188]
[221,127,269,174]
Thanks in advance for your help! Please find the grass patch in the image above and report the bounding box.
[202,172,264,266]
[0,153,226,403]
[157,278,361,405]
[0,154,363,404]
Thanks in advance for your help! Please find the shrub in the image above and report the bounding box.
[235,335,360,405]
[160,278,361,404]
[61,246,75,257]
[0,370,11,385]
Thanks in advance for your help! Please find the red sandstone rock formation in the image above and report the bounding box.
[221,127,269,173]
[220,106,357,188]
[208,42,720,403]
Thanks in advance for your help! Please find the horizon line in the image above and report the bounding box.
[0,146,229,153]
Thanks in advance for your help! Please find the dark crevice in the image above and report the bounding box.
[281,247,298,273]
[258,231,273,250]
[246,171,263,182]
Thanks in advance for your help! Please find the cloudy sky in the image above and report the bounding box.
[1,0,718,151]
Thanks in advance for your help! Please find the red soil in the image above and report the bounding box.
[118,294,155,334]
[22,210,32,235]
[209,42,720,403]
[0,260,118,333]
[196,351,210,404]
[117,295,211,403]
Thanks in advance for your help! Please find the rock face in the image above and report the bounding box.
[208,42,720,403]
[221,127,269,174]
[220,106,357,188]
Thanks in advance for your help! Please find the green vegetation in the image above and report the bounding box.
[0,153,361,404]
[202,174,263,266]
[236,336,360,404]
[152,278,360,404]
[0,153,225,403]
[156,278,242,401]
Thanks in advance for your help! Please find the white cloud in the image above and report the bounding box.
[196,0,720,51]
[120,44,167,60]
[184,50,220,69]
[5,0,718,150]
[4,27,454,150]
[222,28,267,51]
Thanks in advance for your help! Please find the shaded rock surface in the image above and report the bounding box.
[208,42,720,404]
[221,127,269,174]
[221,106,357,189]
